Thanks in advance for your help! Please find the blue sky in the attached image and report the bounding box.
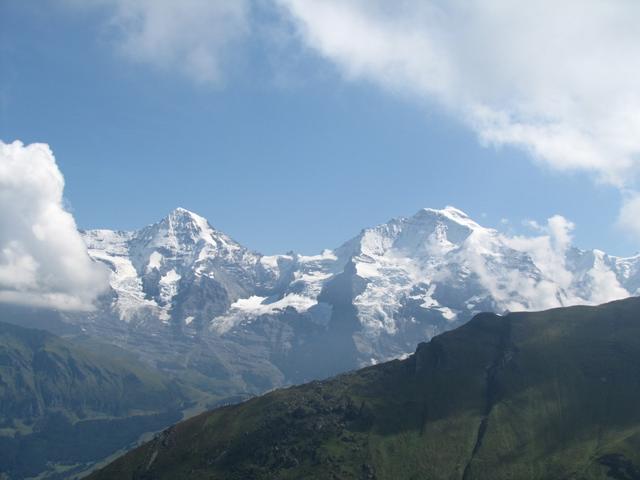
[0,1,635,255]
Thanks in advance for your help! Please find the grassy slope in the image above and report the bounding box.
[0,321,190,479]
[91,297,640,480]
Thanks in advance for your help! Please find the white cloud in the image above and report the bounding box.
[618,193,640,240]
[81,0,251,85]
[500,215,628,309]
[70,1,640,185]
[504,215,575,294]
[59,1,640,238]
[469,216,568,310]
[279,1,640,182]
[523,219,542,232]
[586,255,629,305]
[278,0,640,234]
[0,140,110,310]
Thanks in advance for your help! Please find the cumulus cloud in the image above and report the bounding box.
[79,0,251,85]
[0,140,109,310]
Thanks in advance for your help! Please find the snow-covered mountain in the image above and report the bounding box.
[83,208,263,327]
[78,206,639,385]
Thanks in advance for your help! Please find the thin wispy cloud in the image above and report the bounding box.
[76,0,251,85]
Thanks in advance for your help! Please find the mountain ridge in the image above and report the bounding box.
[70,206,640,393]
[88,296,640,479]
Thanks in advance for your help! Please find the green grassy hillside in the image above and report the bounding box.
[0,320,191,479]
[91,296,640,479]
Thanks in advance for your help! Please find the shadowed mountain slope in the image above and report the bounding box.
[91,296,640,480]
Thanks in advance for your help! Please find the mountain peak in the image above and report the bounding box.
[167,207,206,223]
[423,205,468,215]
[134,208,222,252]
[418,205,470,220]
[412,206,482,232]
[172,206,193,214]
[162,207,214,235]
